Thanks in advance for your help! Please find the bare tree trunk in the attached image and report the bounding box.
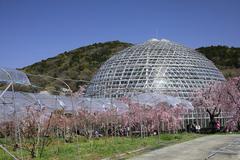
[158,120,160,144]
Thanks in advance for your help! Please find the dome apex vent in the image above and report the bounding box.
[148,38,160,42]
[160,38,170,42]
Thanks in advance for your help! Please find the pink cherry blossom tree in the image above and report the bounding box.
[18,106,53,158]
[119,97,185,137]
[219,77,240,130]
[193,76,240,131]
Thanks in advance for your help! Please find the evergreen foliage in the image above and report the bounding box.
[197,46,240,78]
[22,41,132,91]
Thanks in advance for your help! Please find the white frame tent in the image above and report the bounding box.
[0,68,78,159]
[0,68,32,160]
[0,68,31,102]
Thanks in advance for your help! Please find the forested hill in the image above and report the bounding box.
[22,41,239,91]
[22,41,132,91]
[196,46,240,78]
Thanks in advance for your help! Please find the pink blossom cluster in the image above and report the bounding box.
[194,76,240,130]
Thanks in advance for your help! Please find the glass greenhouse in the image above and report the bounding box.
[85,38,225,100]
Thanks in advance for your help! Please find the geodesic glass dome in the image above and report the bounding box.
[85,39,225,100]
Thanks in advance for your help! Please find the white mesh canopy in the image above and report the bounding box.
[130,92,193,109]
[77,98,128,113]
[0,91,193,118]
[0,91,76,119]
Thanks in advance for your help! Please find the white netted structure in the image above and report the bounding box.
[0,91,193,117]
[0,68,31,85]
[0,68,31,105]
[86,38,225,100]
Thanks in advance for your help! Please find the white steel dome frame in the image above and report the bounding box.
[86,39,225,100]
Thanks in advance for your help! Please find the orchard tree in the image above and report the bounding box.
[19,106,52,158]
[120,97,185,136]
[194,76,240,131]
[220,77,240,130]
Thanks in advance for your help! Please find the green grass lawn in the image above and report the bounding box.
[0,133,202,160]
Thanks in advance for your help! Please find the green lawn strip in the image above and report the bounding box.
[0,149,12,160]
[0,133,203,160]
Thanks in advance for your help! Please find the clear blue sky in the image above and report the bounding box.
[0,0,239,68]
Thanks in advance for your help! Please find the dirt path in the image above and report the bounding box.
[130,134,240,160]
